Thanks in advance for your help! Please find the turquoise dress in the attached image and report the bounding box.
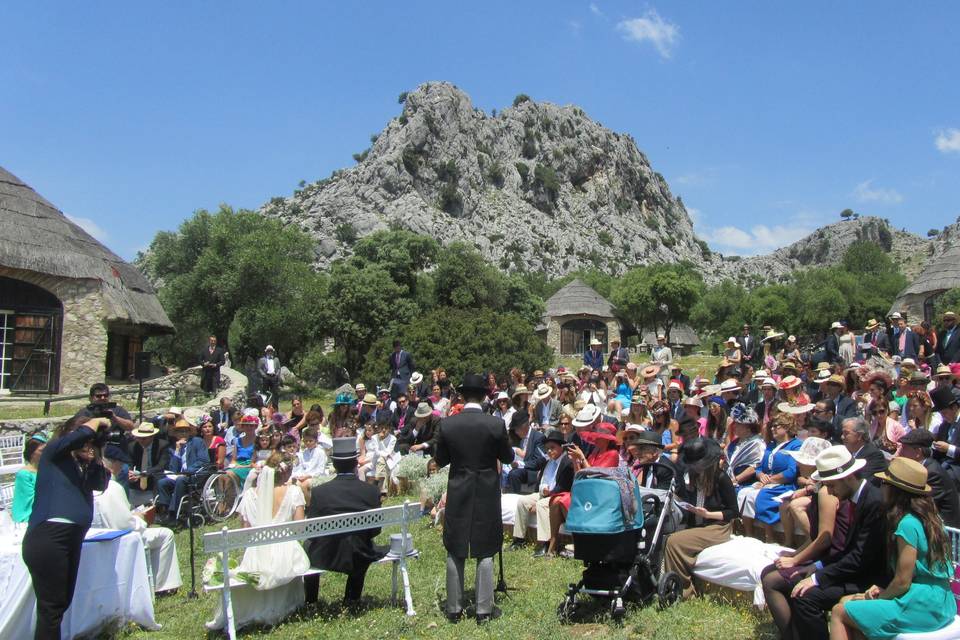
[845,513,957,639]
[12,468,37,523]
[614,381,632,411]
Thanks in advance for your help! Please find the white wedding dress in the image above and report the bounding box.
[207,467,311,631]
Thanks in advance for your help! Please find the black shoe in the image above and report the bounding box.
[446,610,463,624]
[476,606,502,625]
[508,538,526,551]
[532,544,549,558]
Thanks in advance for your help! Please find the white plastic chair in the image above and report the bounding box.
[0,482,15,511]
[0,434,25,474]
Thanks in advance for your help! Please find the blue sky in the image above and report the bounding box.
[3,2,959,259]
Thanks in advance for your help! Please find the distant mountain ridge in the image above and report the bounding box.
[260,81,935,285]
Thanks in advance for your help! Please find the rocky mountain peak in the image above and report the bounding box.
[262,81,713,276]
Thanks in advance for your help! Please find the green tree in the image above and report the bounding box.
[434,242,506,309]
[140,206,325,367]
[612,263,704,342]
[934,288,960,319]
[689,280,750,339]
[360,307,552,384]
[512,94,531,107]
[349,230,439,296]
[840,208,853,220]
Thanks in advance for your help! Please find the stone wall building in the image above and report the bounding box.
[539,278,622,355]
[891,242,960,322]
[0,166,173,395]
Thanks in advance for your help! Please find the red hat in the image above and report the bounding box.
[580,422,618,446]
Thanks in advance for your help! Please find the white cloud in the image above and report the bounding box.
[707,223,813,256]
[853,179,903,204]
[616,9,679,59]
[66,214,109,242]
[935,128,960,154]
[568,19,582,37]
[589,2,604,17]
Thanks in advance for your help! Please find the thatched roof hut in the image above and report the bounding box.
[891,242,960,321]
[0,166,173,394]
[540,279,622,355]
[640,324,701,348]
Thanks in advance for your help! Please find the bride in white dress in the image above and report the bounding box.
[207,452,311,631]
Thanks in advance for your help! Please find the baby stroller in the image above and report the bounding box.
[558,464,683,622]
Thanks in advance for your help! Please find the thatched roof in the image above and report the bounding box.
[0,166,173,333]
[544,278,616,319]
[640,324,701,347]
[896,243,960,299]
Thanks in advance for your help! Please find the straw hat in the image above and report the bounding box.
[753,369,769,381]
[819,374,845,387]
[777,402,815,415]
[361,393,379,407]
[589,338,603,347]
[830,321,843,330]
[511,385,531,399]
[778,376,802,390]
[874,457,931,495]
[641,364,661,378]
[532,384,553,402]
[935,364,953,378]
[786,437,831,467]
[760,377,778,389]
[572,405,601,427]
[131,422,159,438]
[724,337,740,347]
[864,318,879,331]
[810,445,866,482]
[683,396,703,408]
[719,379,741,394]
[761,329,785,343]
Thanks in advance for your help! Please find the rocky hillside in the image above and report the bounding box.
[260,82,940,286]
[262,82,713,277]
[719,217,929,286]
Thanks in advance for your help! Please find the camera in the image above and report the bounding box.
[85,401,117,419]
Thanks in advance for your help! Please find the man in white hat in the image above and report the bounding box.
[859,318,890,359]
[824,322,843,365]
[584,338,604,371]
[770,444,885,640]
[127,422,171,507]
[607,337,630,372]
[256,345,282,409]
[819,375,858,433]
[531,383,561,428]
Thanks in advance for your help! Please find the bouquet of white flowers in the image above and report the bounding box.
[202,556,260,587]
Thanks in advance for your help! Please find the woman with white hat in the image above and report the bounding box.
[832,458,957,640]
[723,337,742,367]
[491,391,515,430]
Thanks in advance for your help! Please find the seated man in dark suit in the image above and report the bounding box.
[775,445,887,640]
[627,428,676,488]
[839,417,887,483]
[304,438,385,604]
[509,429,574,556]
[930,385,960,488]
[506,414,546,494]
[126,422,170,507]
[898,428,960,527]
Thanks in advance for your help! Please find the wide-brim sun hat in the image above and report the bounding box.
[778,376,802,390]
[641,364,660,378]
[410,372,423,385]
[777,402,814,415]
[131,422,159,438]
[874,457,931,495]
[786,437,831,466]
[683,396,703,408]
[512,385,531,399]
[589,338,603,347]
[414,402,433,419]
[724,337,740,347]
[361,393,379,407]
[760,377,778,388]
[680,438,722,474]
[580,423,618,446]
[532,383,553,402]
[719,379,741,393]
[809,445,866,482]
[495,391,510,402]
[572,404,601,427]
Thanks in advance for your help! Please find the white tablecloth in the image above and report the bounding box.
[0,528,160,638]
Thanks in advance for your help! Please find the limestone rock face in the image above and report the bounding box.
[261,82,714,278]
[260,82,933,285]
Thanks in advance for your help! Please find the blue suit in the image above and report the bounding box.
[507,429,547,493]
[157,435,208,516]
[583,348,604,370]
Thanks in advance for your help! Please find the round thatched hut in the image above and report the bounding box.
[891,241,960,322]
[538,278,622,355]
[0,166,173,395]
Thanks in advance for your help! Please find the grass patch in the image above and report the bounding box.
[114,488,772,639]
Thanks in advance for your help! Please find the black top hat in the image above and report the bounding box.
[543,429,566,446]
[931,386,960,413]
[457,373,488,395]
[899,428,934,448]
[331,437,359,460]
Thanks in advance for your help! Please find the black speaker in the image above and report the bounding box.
[134,351,152,380]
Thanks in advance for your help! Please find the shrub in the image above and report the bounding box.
[645,217,660,233]
[515,162,530,182]
[352,149,369,163]
[486,163,505,188]
[513,94,531,107]
[397,91,408,104]
[533,164,560,201]
[395,454,429,481]
[419,466,449,502]
[334,222,358,245]
[597,230,614,246]
[438,183,463,215]
[522,127,538,159]
[402,146,420,175]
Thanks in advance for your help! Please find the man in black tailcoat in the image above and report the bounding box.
[435,373,514,624]
[304,438,385,603]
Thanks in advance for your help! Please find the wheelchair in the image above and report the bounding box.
[173,464,241,527]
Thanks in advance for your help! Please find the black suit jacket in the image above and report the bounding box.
[924,458,960,528]
[740,334,757,364]
[200,346,225,368]
[306,474,383,573]
[127,438,171,490]
[855,442,888,483]
[938,327,960,364]
[831,395,859,432]
[825,334,841,364]
[539,454,574,495]
[519,429,547,473]
[388,350,415,381]
[932,418,960,467]
[814,481,886,590]
[860,330,891,357]
[893,329,920,359]
[435,407,513,558]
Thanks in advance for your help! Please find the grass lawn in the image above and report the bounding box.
[116,493,776,640]
[556,354,721,381]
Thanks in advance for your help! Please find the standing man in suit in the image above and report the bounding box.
[937,311,960,364]
[607,338,630,373]
[859,319,891,359]
[740,324,757,368]
[893,316,921,359]
[839,417,888,481]
[824,322,843,365]
[670,363,691,395]
[931,386,960,485]
[304,438,384,603]
[388,340,415,401]
[583,338,604,371]
[199,335,225,396]
[774,446,886,640]
[256,345,282,409]
[509,429,574,556]
[435,373,514,624]
[897,428,960,527]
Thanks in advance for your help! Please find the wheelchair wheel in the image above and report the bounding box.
[202,472,240,522]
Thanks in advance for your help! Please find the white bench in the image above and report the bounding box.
[202,501,421,640]
[0,434,24,477]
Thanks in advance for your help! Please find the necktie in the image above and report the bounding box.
[899,331,907,353]
[140,445,150,490]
